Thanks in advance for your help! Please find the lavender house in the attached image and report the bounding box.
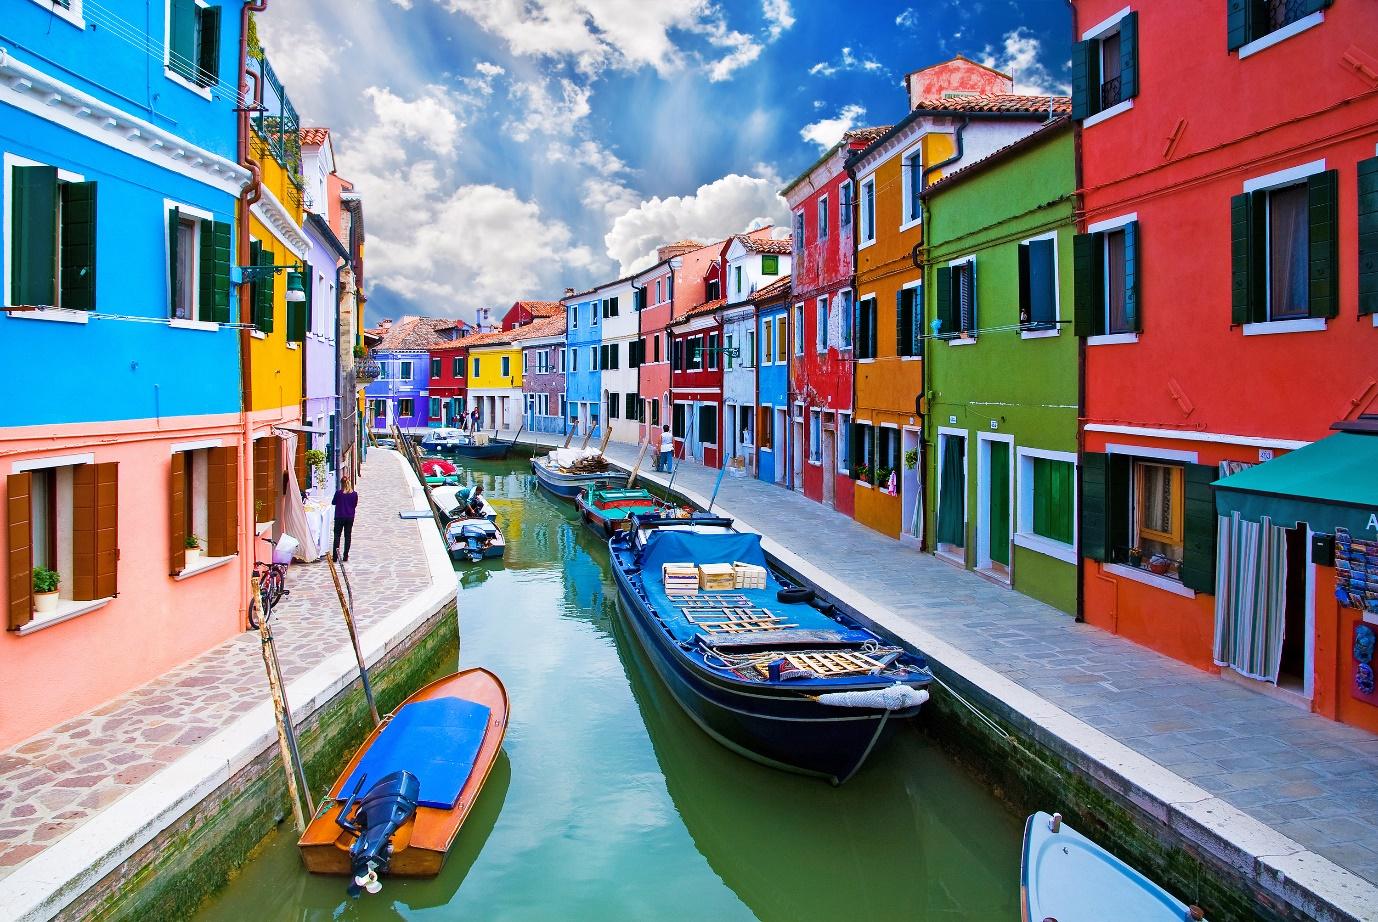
[364,317,457,435]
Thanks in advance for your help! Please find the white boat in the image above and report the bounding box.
[431,485,496,521]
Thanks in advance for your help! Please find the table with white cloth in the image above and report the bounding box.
[304,501,335,558]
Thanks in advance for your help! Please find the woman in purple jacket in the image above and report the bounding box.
[332,476,359,562]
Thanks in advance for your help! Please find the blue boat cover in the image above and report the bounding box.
[339,696,491,810]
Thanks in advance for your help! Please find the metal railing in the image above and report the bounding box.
[249,54,303,185]
[1100,75,1123,111]
[356,360,382,383]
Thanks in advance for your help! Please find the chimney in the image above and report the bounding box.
[563,287,576,299]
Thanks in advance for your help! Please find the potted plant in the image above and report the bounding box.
[185,534,203,565]
[876,466,895,494]
[854,464,872,484]
[306,448,327,487]
[904,448,919,470]
[33,567,59,614]
[1127,546,1143,568]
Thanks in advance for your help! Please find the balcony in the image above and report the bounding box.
[1099,75,1123,112]
[247,50,303,203]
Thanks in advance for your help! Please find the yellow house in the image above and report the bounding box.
[463,328,522,433]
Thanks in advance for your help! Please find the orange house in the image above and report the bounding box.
[848,57,1062,542]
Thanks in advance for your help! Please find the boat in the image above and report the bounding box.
[608,514,933,784]
[421,457,461,485]
[531,448,623,500]
[446,516,506,562]
[452,432,511,461]
[419,428,465,453]
[575,483,681,536]
[431,485,496,522]
[1021,811,1205,922]
[297,668,509,894]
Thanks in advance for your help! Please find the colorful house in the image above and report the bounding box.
[922,118,1078,614]
[669,298,726,468]
[754,279,793,485]
[1072,0,1378,725]
[592,278,640,445]
[848,57,1065,543]
[783,127,889,515]
[500,299,563,331]
[364,317,453,433]
[563,290,603,437]
[517,314,568,434]
[0,0,250,746]
[634,241,721,444]
[428,337,469,427]
[464,328,522,432]
[721,297,758,475]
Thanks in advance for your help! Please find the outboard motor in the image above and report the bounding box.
[335,770,421,897]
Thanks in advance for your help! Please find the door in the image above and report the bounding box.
[1278,527,1308,692]
[687,402,702,462]
[936,433,966,559]
[823,426,837,506]
[792,420,804,492]
[774,409,787,482]
[986,440,1011,574]
[901,428,921,542]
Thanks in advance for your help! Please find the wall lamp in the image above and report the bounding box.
[231,263,308,302]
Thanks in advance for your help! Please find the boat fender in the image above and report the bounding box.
[777,586,815,605]
[814,685,930,711]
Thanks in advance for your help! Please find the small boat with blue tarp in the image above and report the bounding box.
[608,515,933,784]
[576,483,680,536]
[1021,811,1205,922]
[297,668,509,893]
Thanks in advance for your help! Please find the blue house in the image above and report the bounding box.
[563,291,603,436]
[757,297,791,485]
[363,317,455,434]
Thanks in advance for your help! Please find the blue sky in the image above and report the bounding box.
[260,0,1072,325]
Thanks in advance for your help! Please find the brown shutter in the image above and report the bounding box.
[94,463,117,598]
[253,439,271,522]
[7,473,33,630]
[170,452,187,574]
[207,446,238,558]
[294,435,307,491]
[71,466,96,601]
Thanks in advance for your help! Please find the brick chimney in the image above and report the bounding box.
[563,287,576,299]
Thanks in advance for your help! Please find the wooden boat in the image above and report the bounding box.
[1021,811,1204,922]
[575,484,678,536]
[298,669,509,891]
[431,485,496,522]
[608,515,933,784]
[419,428,465,453]
[421,458,460,485]
[446,517,506,562]
[532,452,621,500]
[451,435,511,460]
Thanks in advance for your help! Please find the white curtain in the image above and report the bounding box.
[279,432,321,562]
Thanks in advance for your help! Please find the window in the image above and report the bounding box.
[570,348,578,372]
[817,195,829,240]
[608,296,619,317]
[571,306,578,330]
[650,400,660,426]
[852,423,876,480]
[625,393,637,420]
[452,357,463,378]
[840,289,854,348]
[877,428,901,492]
[592,302,599,326]
[837,412,851,473]
[1072,12,1138,121]
[472,357,480,378]
[606,392,619,420]
[809,410,822,463]
[744,328,755,368]
[707,333,720,370]
[1019,236,1058,329]
[1016,453,1076,558]
[653,335,661,363]
[762,254,780,276]
[1074,222,1141,336]
[399,398,414,417]
[688,336,703,370]
[904,149,923,223]
[634,286,646,311]
[1229,0,1329,52]
[591,346,599,370]
[856,296,878,359]
[936,261,977,339]
[734,265,744,295]
[706,276,720,301]
[170,210,198,319]
[725,334,734,370]
[1231,171,1338,325]
[897,285,922,356]
[656,280,663,304]
[698,404,717,445]
[759,405,774,448]
[8,163,98,311]
[1132,461,1185,570]
[839,181,853,233]
[759,318,772,365]
[776,316,788,364]
[372,399,385,419]
[860,177,876,244]
[672,403,686,439]
[429,397,441,418]
[816,297,828,352]
[794,305,804,355]
[607,343,619,369]
[167,0,223,89]
[431,358,441,378]
[794,211,805,253]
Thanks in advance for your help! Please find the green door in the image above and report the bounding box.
[988,441,1010,567]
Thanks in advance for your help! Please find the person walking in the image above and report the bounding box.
[332,475,359,562]
[658,424,674,473]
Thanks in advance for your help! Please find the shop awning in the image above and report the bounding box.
[1213,431,1378,536]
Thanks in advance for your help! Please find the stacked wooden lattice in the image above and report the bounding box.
[698,563,736,592]
[662,563,699,596]
[732,562,767,590]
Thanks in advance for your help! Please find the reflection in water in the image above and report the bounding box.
[197,456,1020,921]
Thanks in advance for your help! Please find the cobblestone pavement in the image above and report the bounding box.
[0,451,438,879]
[521,435,1378,885]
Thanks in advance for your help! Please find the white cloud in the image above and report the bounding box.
[506,78,594,142]
[690,15,762,83]
[603,173,789,274]
[255,21,346,113]
[799,103,866,150]
[808,46,885,79]
[895,8,917,28]
[763,0,795,40]
[582,177,642,219]
[980,28,1069,96]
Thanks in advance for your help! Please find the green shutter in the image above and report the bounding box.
[287,281,306,343]
[1307,169,1338,319]
[210,221,231,322]
[895,289,906,357]
[1118,11,1139,100]
[1072,232,1101,336]
[867,299,878,358]
[1122,221,1141,332]
[1230,193,1258,325]
[1180,463,1219,594]
[12,165,58,306]
[1081,452,1110,561]
[195,5,221,87]
[1070,39,1096,121]
[169,206,181,314]
[169,0,197,80]
[935,266,952,337]
[1300,0,1333,14]
[254,245,274,333]
[912,286,924,356]
[1360,157,1378,316]
[59,181,96,311]
[1227,0,1251,51]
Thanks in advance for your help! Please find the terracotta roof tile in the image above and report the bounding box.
[842,126,892,145]
[376,316,450,352]
[511,300,564,318]
[673,298,728,324]
[511,314,567,342]
[910,94,1070,115]
[738,235,792,255]
[455,327,516,348]
[299,127,331,146]
[750,275,792,303]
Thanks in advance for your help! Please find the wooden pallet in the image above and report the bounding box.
[677,594,754,608]
[682,606,771,622]
[747,650,883,677]
[700,617,796,634]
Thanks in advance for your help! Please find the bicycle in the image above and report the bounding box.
[250,560,289,628]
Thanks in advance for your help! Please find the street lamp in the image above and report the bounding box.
[286,270,306,303]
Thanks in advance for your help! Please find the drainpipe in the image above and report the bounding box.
[237,0,268,624]
[1069,0,1088,624]
[845,156,858,493]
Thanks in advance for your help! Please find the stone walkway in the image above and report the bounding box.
[0,451,432,880]
[521,434,1378,887]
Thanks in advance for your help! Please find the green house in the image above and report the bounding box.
[921,119,1079,614]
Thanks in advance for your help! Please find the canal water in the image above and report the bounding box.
[197,456,1023,921]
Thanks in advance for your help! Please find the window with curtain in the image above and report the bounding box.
[1104,229,1130,333]
[1135,461,1184,569]
[1267,183,1309,320]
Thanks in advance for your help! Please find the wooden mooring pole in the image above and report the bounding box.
[328,557,380,726]
[627,435,651,488]
[253,577,312,831]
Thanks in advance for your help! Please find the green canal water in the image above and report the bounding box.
[196,456,1023,921]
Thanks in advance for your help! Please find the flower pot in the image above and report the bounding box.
[34,591,59,615]
[185,548,202,566]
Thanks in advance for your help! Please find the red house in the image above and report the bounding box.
[669,255,729,468]
[634,241,719,444]
[1073,0,1378,728]
[782,126,890,517]
[428,339,468,426]
[501,300,564,331]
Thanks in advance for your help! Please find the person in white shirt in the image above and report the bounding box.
[658,424,675,473]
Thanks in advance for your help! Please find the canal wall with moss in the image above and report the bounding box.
[63,602,458,922]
